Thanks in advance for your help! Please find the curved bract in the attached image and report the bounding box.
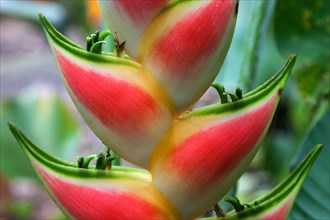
[100,0,238,111]
[149,56,296,219]
[39,14,175,168]
[8,123,181,220]
[224,145,323,220]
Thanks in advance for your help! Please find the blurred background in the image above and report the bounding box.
[0,0,329,219]
[1,1,102,219]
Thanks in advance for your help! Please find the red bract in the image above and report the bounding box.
[37,166,180,220]
[39,15,175,168]
[9,123,180,219]
[150,56,296,218]
[100,0,238,111]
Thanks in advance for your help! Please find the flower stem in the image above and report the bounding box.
[238,0,276,90]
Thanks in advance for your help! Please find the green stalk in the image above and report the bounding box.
[238,0,276,91]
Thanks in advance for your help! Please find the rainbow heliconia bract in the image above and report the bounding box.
[99,0,238,111]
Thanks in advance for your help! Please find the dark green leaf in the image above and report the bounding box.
[274,0,330,106]
[295,60,330,104]
[274,0,330,64]
[238,0,276,90]
[288,110,330,220]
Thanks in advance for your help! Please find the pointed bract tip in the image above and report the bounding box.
[285,54,297,70]
[314,143,323,151]
[185,55,297,118]
[38,13,47,27]
[305,144,323,165]
[280,54,297,82]
[7,122,19,137]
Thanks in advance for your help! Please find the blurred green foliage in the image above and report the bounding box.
[274,0,329,64]
[274,0,330,136]
[0,90,81,179]
[289,111,330,219]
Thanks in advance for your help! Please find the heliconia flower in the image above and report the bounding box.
[149,56,296,219]
[8,123,181,219]
[220,144,323,220]
[38,14,175,168]
[99,0,238,111]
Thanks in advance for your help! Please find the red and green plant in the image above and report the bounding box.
[5,0,329,219]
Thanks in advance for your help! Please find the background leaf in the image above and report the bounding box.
[216,0,280,91]
[289,110,330,220]
[0,88,81,179]
[256,0,330,182]
[274,0,330,64]
[237,0,276,91]
[295,60,329,107]
[274,0,330,126]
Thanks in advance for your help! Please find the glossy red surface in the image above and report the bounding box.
[162,95,277,191]
[151,0,235,79]
[37,166,169,219]
[55,50,159,136]
[113,0,168,26]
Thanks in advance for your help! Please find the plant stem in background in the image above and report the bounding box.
[239,0,276,91]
